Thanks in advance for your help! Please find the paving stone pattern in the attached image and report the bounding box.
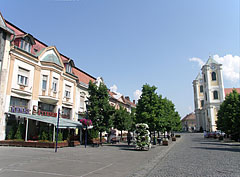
[147,133,240,177]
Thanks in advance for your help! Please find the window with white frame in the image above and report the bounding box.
[65,85,71,98]
[18,67,29,86]
[52,77,58,92]
[66,64,72,74]
[20,37,32,53]
[42,75,48,90]
[80,92,85,109]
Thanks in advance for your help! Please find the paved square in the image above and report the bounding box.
[0,142,174,177]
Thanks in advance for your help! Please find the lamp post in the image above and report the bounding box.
[84,100,89,148]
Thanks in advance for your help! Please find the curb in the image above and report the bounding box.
[128,136,183,177]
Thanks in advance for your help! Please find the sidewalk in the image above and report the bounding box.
[0,137,182,177]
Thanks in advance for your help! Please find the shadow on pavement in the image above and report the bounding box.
[191,146,240,152]
[200,142,240,147]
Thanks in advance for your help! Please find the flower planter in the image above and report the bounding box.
[175,135,181,138]
[0,140,69,148]
[23,141,37,147]
[36,142,51,148]
[172,137,176,141]
[162,140,168,146]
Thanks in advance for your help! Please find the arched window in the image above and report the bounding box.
[213,91,218,99]
[200,85,203,93]
[212,72,216,81]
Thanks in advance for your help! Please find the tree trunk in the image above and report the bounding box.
[121,130,122,141]
[100,131,102,143]
[153,130,156,145]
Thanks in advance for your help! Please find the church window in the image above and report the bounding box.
[212,72,216,81]
[204,74,206,82]
[200,85,203,93]
[213,91,218,99]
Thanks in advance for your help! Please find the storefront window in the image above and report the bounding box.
[62,107,71,119]
[38,102,55,112]
[10,97,29,108]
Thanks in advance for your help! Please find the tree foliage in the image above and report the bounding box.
[113,106,131,139]
[136,84,181,136]
[136,84,159,132]
[87,81,115,141]
[217,89,240,140]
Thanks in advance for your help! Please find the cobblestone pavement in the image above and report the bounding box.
[147,133,240,177]
[0,140,177,177]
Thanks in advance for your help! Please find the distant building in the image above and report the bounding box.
[181,113,196,132]
[192,56,240,132]
[108,90,136,113]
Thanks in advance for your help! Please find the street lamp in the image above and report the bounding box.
[84,100,89,148]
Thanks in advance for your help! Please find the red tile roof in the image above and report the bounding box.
[224,88,240,95]
[108,90,136,107]
[181,113,196,122]
[5,19,95,84]
[72,67,95,85]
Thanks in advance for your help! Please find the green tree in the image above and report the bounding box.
[88,81,115,143]
[136,84,159,143]
[217,89,240,140]
[113,106,131,140]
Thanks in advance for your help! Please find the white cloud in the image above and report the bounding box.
[133,89,142,101]
[110,84,118,93]
[213,54,240,83]
[189,57,205,68]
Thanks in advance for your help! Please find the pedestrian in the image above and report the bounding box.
[127,132,131,146]
[204,131,207,138]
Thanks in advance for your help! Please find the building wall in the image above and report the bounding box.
[0,31,11,140]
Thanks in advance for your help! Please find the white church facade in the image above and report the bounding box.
[193,56,225,132]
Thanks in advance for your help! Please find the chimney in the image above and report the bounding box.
[133,100,135,104]
[125,96,130,101]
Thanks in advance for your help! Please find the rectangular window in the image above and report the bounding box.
[18,67,29,86]
[65,85,71,98]
[62,107,71,119]
[42,75,48,90]
[200,85,203,93]
[80,96,84,109]
[66,64,72,73]
[20,39,31,53]
[52,77,58,92]
[10,97,28,108]
[201,100,204,107]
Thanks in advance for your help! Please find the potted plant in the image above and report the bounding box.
[162,138,169,146]
[172,136,176,141]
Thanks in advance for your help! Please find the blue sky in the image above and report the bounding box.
[1,0,239,117]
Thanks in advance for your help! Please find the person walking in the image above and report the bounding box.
[127,132,132,146]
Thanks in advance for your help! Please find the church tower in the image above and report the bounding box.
[193,73,205,131]
[201,56,225,131]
